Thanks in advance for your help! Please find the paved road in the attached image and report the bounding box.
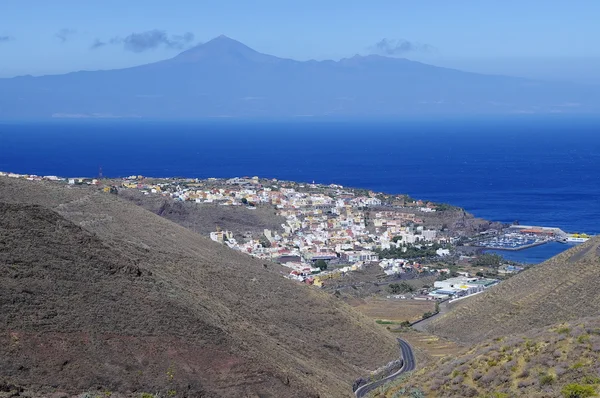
[354,339,415,398]
[411,300,451,332]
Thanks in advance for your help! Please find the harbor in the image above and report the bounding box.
[476,225,592,252]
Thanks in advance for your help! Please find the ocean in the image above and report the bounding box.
[1,116,599,262]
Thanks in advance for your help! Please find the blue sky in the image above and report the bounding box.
[1,0,599,82]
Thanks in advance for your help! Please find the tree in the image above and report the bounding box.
[474,253,503,268]
[387,282,414,294]
[315,259,328,271]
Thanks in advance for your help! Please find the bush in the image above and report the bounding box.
[555,366,567,377]
[518,369,530,379]
[573,362,586,370]
[539,373,555,386]
[579,334,591,344]
[582,375,600,384]
[409,388,425,398]
[518,380,533,388]
[387,282,414,294]
[422,311,434,319]
[557,327,572,335]
[561,383,597,398]
[315,259,328,271]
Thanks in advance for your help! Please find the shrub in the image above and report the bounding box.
[462,386,478,397]
[518,369,530,378]
[561,383,597,398]
[582,375,600,384]
[480,371,498,386]
[409,388,425,398]
[429,380,443,391]
[452,375,464,385]
[579,334,591,344]
[558,327,572,335]
[540,373,555,386]
[472,370,484,380]
[517,380,533,388]
[573,362,586,370]
[439,365,453,376]
[555,366,567,377]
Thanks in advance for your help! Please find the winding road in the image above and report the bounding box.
[354,338,415,398]
[411,299,451,332]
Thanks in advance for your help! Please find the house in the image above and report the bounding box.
[436,248,451,256]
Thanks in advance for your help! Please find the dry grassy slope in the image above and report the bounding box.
[0,177,398,398]
[379,318,600,398]
[426,237,600,344]
[118,188,286,239]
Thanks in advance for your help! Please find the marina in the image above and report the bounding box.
[477,225,592,252]
[476,234,549,251]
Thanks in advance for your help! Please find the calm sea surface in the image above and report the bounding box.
[1,117,598,261]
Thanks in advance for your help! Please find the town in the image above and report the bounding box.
[4,171,590,304]
[3,171,533,303]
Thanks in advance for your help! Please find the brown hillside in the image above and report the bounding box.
[379,318,600,397]
[118,188,285,239]
[0,177,398,397]
[425,237,600,344]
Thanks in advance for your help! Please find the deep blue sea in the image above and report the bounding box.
[1,116,598,262]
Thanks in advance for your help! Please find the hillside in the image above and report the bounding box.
[1,35,599,118]
[378,318,600,397]
[425,237,600,344]
[0,176,398,397]
[117,188,285,239]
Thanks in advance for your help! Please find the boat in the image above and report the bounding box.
[566,233,591,243]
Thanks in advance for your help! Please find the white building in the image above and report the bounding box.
[422,230,437,241]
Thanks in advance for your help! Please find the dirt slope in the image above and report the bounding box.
[380,318,600,397]
[0,177,398,397]
[425,237,600,344]
[118,188,285,239]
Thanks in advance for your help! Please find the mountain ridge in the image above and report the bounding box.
[1,35,599,118]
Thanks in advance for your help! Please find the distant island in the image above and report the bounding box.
[1,35,599,118]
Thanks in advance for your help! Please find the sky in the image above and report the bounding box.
[1,0,600,82]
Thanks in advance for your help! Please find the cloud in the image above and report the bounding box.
[369,38,435,56]
[55,28,76,43]
[91,29,194,52]
[90,38,106,49]
[0,35,14,43]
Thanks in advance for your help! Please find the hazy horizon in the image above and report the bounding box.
[1,1,600,83]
